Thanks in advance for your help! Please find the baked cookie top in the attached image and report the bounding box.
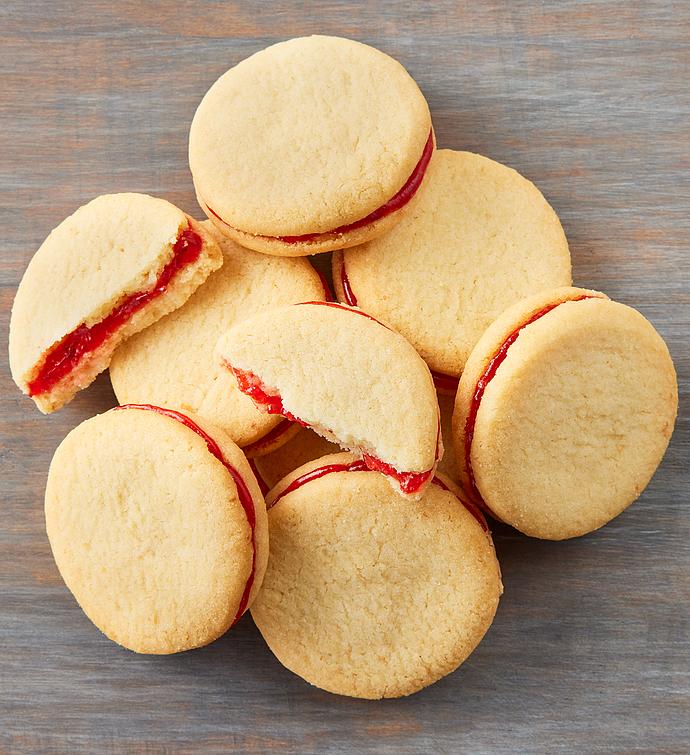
[334,150,571,377]
[110,221,326,448]
[252,452,501,699]
[45,405,268,654]
[216,302,441,496]
[453,287,678,539]
[189,36,431,237]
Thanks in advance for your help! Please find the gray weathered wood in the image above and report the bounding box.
[0,1,688,752]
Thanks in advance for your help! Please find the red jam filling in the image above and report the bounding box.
[114,404,257,625]
[315,269,334,302]
[339,263,460,394]
[225,358,438,495]
[205,129,434,244]
[28,226,203,397]
[269,458,487,531]
[464,295,596,512]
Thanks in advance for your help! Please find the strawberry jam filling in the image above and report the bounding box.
[204,129,434,244]
[115,404,258,625]
[28,225,203,397]
[464,295,597,513]
[225,358,439,496]
[269,458,487,531]
[339,262,459,394]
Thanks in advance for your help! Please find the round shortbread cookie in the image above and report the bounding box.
[452,287,678,540]
[333,150,571,383]
[251,453,502,699]
[45,405,268,654]
[9,193,222,413]
[110,221,326,449]
[216,302,441,498]
[189,35,433,256]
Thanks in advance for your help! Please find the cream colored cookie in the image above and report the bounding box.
[216,302,441,497]
[252,452,501,699]
[252,427,340,491]
[45,405,268,654]
[110,221,325,449]
[333,150,571,382]
[190,35,433,256]
[452,287,678,539]
[9,193,222,413]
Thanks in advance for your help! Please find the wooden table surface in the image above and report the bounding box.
[1,2,688,752]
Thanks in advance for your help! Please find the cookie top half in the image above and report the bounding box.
[334,150,571,380]
[252,453,501,698]
[216,302,441,497]
[189,36,432,255]
[45,405,268,654]
[453,287,678,539]
[110,221,326,448]
[9,193,221,413]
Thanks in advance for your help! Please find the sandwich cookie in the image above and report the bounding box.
[45,404,269,654]
[190,35,433,257]
[333,150,571,391]
[110,221,326,451]
[9,193,222,413]
[452,287,678,540]
[216,302,442,498]
[251,452,501,699]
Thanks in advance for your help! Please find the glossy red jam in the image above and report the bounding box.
[114,403,257,625]
[28,226,203,397]
[315,270,334,302]
[269,458,487,531]
[225,359,438,495]
[339,259,359,307]
[464,295,596,511]
[205,129,434,244]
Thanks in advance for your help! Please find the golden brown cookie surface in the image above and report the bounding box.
[189,36,432,255]
[252,453,502,698]
[45,405,268,654]
[453,287,678,539]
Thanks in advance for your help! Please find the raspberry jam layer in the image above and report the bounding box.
[115,404,257,625]
[28,226,203,397]
[269,458,487,531]
[205,129,434,245]
[225,359,437,496]
[464,295,596,511]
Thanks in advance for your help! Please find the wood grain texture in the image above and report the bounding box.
[1,1,688,752]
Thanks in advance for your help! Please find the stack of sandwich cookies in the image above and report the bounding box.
[9,193,222,413]
[189,35,434,256]
[333,150,571,390]
[45,405,268,653]
[6,34,677,700]
[452,287,678,539]
[251,453,501,699]
[109,221,326,453]
[215,301,442,498]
